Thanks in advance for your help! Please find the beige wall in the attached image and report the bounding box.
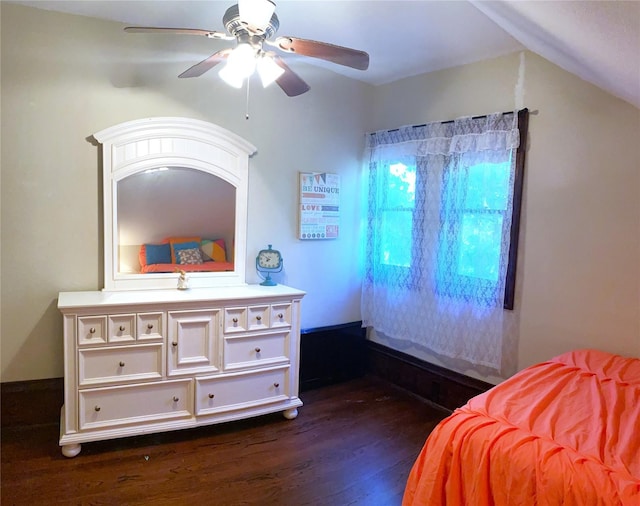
[2,4,639,384]
[517,53,639,367]
[368,52,640,382]
[1,4,370,381]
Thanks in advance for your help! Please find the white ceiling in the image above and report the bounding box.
[8,0,640,108]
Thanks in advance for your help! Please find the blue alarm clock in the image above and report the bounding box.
[256,245,283,286]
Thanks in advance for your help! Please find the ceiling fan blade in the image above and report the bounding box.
[274,37,369,71]
[124,27,232,40]
[272,56,310,97]
[178,49,232,78]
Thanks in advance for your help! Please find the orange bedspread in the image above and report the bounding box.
[140,261,234,273]
[403,349,640,506]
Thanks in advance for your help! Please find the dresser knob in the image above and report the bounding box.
[256,315,262,321]
[89,327,96,334]
[147,323,154,330]
[172,396,179,402]
[94,405,101,412]
[208,393,215,399]
[232,317,238,323]
[277,313,283,319]
[172,341,178,347]
[119,325,125,332]
[255,347,261,353]
[119,361,125,367]
[274,383,280,388]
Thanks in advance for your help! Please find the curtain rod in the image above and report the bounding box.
[373,109,523,135]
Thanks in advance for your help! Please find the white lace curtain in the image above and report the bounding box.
[362,113,520,373]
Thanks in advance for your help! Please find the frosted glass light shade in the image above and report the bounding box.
[239,0,276,31]
[228,43,257,76]
[219,43,257,88]
[219,65,245,88]
[257,55,284,87]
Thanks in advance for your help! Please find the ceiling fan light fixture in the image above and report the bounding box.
[257,54,284,87]
[126,0,369,98]
[227,43,257,76]
[219,42,257,87]
[238,0,276,32]
[218,64,245,88]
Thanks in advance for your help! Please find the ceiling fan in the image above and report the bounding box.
[124,0,370,97]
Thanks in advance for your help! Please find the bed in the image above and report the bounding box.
[138,237,234,273]
[403,349,640,505]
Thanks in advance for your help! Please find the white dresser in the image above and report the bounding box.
[58,285,305,457]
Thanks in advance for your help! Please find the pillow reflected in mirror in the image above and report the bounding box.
[201,239,227,262]
[178,248,204,265]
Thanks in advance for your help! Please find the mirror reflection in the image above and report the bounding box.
[117,167,236,274]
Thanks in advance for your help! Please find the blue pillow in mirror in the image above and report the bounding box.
[145,243,172,265]
[173,241,201,264]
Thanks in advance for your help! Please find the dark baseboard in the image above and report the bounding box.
[366,340,493,412]
[299,322,367,391]
[1,377,64,428]
[1,325,492,427]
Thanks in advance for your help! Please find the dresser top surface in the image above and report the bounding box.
[58,284,306,310]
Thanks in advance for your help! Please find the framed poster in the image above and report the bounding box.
[298,172,340,240]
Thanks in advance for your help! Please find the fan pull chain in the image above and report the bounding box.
[245,77,250,120]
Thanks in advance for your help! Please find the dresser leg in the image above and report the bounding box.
[61,443,82,458]
[283,408,298,420]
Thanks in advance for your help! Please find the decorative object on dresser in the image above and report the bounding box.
[58,118,305,457]
[256,244,283,286]
[176,269,189,290]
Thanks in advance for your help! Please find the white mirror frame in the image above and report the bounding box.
[94,117,256,291]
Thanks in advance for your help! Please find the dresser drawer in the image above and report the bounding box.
[224,307,247,333]
[79,379,193,430]
[137,312,164,341]
[195,367,289,416]
[78,343,163,387]
[247,305,270,330]
[108,314,136,343]
[270,303,292,328]
[78,316,107,346]
[223,331,289,371]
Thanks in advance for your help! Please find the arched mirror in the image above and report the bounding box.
[94,117,256,291]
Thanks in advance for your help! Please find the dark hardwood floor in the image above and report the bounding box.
[1,376,448,506]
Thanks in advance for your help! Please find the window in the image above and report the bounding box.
[362,110,529,372]
[437,158,513,305]
[365,160,425,290]
[377,162,416,268]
